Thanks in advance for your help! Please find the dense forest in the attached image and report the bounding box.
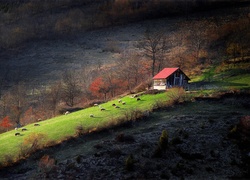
[0,0,249,133]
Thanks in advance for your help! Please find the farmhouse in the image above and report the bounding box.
[153,67,190,90]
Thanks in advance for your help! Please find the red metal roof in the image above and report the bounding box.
[153,68,179,79]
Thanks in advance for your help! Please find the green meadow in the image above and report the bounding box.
[0,93,168,163]
[191,62,250,91]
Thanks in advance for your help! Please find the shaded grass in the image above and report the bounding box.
[190,62,250,91]
[0,92,168,163]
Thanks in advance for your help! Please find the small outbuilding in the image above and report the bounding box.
[153,67,190,90]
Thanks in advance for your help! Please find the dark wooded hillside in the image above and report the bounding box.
[0,0,249,49]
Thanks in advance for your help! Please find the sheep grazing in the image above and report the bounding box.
[34,123,40,126]
[94,103,99,106]
[131,94,138,98]
[118,99,122,103]
[21,128,27,131]
[136,97,141,101]
[89,114,94,117]
[122,101,126,105]
[115,106,120,108]
[99,105,105,111]
[15,132,21,136]
[112,103,116,106]
[65,111,70,115]
[15,127,18,131]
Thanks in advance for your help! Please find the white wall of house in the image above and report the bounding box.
[153,85,167,90]
[153,79,166,90]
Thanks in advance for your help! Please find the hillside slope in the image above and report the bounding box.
[0,3,249,88]
[0,94,249,179]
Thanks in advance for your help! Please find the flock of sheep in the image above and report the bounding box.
[14,123,39,136]
[89,98,127,117]
[14,95,143,136]
[89,96,141,118]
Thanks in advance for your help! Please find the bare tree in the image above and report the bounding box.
[170,28,187,69]
[0,91,11,119]
[32,86,52,121]
[187,20,210,64]
[48,81,62,116]
[226,18,250,64]
[103,70,120,98]
[117,51,148,92]
[8,83,28,126]
[62,71,81,107]
[137,28,167,77]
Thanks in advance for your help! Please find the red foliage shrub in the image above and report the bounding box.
[0,116,12,131]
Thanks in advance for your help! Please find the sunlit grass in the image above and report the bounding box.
[190,62,250,90]
[0,92,168,163]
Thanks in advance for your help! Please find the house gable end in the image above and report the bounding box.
[153,67,190,90]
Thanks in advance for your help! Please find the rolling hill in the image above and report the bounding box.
[0,1,249,179]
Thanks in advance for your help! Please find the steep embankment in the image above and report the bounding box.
[0,93,249,179]
[0,92,168,163]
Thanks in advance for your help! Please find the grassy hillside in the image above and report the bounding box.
[0,92,168,164]
[1,62,250,165]
[190,61,250,91]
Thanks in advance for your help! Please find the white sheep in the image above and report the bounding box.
[98,105,105,111]
[65,111,70,115]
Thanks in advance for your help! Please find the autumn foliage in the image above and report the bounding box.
[0,116,12,131]
[89,77,110,99]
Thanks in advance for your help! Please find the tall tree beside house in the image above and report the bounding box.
[186,20,210,65]
[170,28,187,69]
[116,54,139,92]
[116,51,151,92]
[0,116,12,131]
[137,28,168,77]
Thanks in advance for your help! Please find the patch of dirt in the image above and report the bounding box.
[0,95,249,179]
